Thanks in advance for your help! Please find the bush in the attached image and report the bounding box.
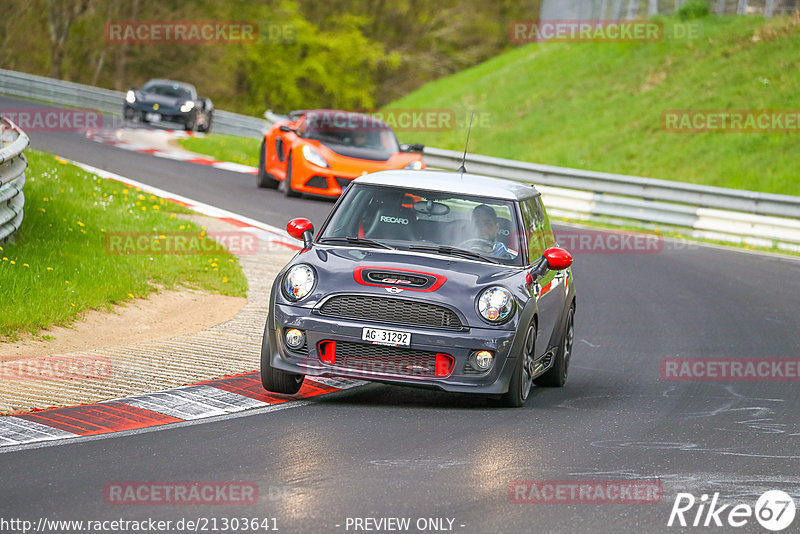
[677,0,710,20]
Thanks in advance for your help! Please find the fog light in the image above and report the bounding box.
[285,328,305,349]
[473,350,494,370]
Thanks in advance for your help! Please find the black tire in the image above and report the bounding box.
[257,140,279,189]
[279,153,301,197]
[123,106,135,121]
[260,333,305,394]
[534,304,574,387]
[500,321,537,407]
[184,117,196,132]
[198,113,213,133]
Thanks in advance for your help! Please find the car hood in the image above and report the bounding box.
[283,246,528,327]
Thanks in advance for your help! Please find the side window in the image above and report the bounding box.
[520,197,552,264]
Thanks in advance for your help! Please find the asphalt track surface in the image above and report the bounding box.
[2,96,800,533]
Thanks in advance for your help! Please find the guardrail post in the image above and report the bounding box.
[0,117,30,242]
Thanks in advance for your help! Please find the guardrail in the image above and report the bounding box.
[3,69,800,251]
[0,68,269,138]
[0,117,29,242]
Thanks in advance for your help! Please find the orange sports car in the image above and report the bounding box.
[256,109,425,197]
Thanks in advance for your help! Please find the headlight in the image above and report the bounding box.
[404,160,422,170]
[180,101,195,113]
[125,90,136,104]
[283,264,315,301]
[477,286,515,323]
[302,145,329,168]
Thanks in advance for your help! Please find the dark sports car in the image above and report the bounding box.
[261,170,576,407]
[123,79,213,132]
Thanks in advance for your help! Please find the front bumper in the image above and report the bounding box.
[124,103,192,125]
[292,168,359,197]
[266,302,520,394]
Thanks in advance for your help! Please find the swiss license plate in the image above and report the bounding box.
[362,327,411,347]
[145,112,161,122]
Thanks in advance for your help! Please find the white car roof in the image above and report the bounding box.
[355,170,540,201]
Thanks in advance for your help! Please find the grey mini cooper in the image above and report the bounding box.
[261,170,576,406]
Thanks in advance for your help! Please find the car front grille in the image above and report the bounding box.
[331,341,440,377]
[318,295,463,330]
[334,176,353,190]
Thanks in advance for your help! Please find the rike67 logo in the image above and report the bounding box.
[668,490,796,531]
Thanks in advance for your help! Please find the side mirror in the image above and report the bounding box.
[287,217,314,249]
[543,247,573,270]
[529,246,573,280]
[401,143,424,153]
[279,125,296,133]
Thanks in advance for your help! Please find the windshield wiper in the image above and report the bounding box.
[407,244,501,264]
[318,236,396,250]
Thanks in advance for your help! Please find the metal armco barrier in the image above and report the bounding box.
[0,117,29,242]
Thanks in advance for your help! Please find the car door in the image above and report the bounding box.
[520,197,562,357]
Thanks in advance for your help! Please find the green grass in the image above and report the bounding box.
[0,150,248,340]
[180,134,260,167]
[389,14,800,196]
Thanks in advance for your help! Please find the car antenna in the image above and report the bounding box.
[457,111,475,176]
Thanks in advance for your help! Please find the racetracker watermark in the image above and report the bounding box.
[104,482,258,505]
[0,108,101,132]
[303,109,488,132]
[104,21,258,44]
[509,20,701,43]
[0,355,111,380]
[661,110,800,133]
[104,231,258,255]
[661,358,800,381]
[509,480,663,504]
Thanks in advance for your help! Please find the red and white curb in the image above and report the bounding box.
[0,159,357,449]
[86,128,258,175]
[0,374,362,448]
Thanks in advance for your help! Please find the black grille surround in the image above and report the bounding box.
[318,295,463,330]
[327,341,443,378]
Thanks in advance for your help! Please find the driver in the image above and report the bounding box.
[470,204,514,258]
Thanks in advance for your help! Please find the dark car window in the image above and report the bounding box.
[320,184,524,265]
[302,114,400,152]
[142,82,193,100]
[520,197,554,264]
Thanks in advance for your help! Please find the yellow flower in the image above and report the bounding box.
[149,195,156,200]
[2,257,7,261]
[141,206,147,211]
[123,189,129,194]
[222,277,228,283]
[211,263,218,267]
[135,201,141,206]
[42,197,49,202]
[23,263,29,268]
[65,280,69,284]
[10,260,15,265]
[40,208,46,213]
[0,246,3,251]
[179,225,186,230]
[46,267,53,271]
[200,231,206,237]
[77,221,85,227]
[128,293,134,298]
[71,303,75,307]
[228,259,234,263]
[169,214,176,219]
[152,205,159,210]
[213,268,218,271]
[137,194,145,200]
[100,229,105,232]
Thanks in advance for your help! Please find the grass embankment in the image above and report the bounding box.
[177,14,800,197]
[180,134,260,167]
[388,14,800,196]
[0,151,247,340]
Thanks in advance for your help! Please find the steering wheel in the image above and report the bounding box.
[458,238,494,251]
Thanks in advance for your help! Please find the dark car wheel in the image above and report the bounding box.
[257,140,279,189]
[534,304,575,387]
[123,106,135,121]
[280,152,301,197]
[198,113,213,133]
[260,335,305,395]
[184,117,197,132]
[500,322,537,407]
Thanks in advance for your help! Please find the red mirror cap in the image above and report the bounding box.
[287,218,313,240]
[543,247,573,270]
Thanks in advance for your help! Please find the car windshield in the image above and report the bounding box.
[142,82,193,99]
[319,183,523,265]
[301,114,400,152]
